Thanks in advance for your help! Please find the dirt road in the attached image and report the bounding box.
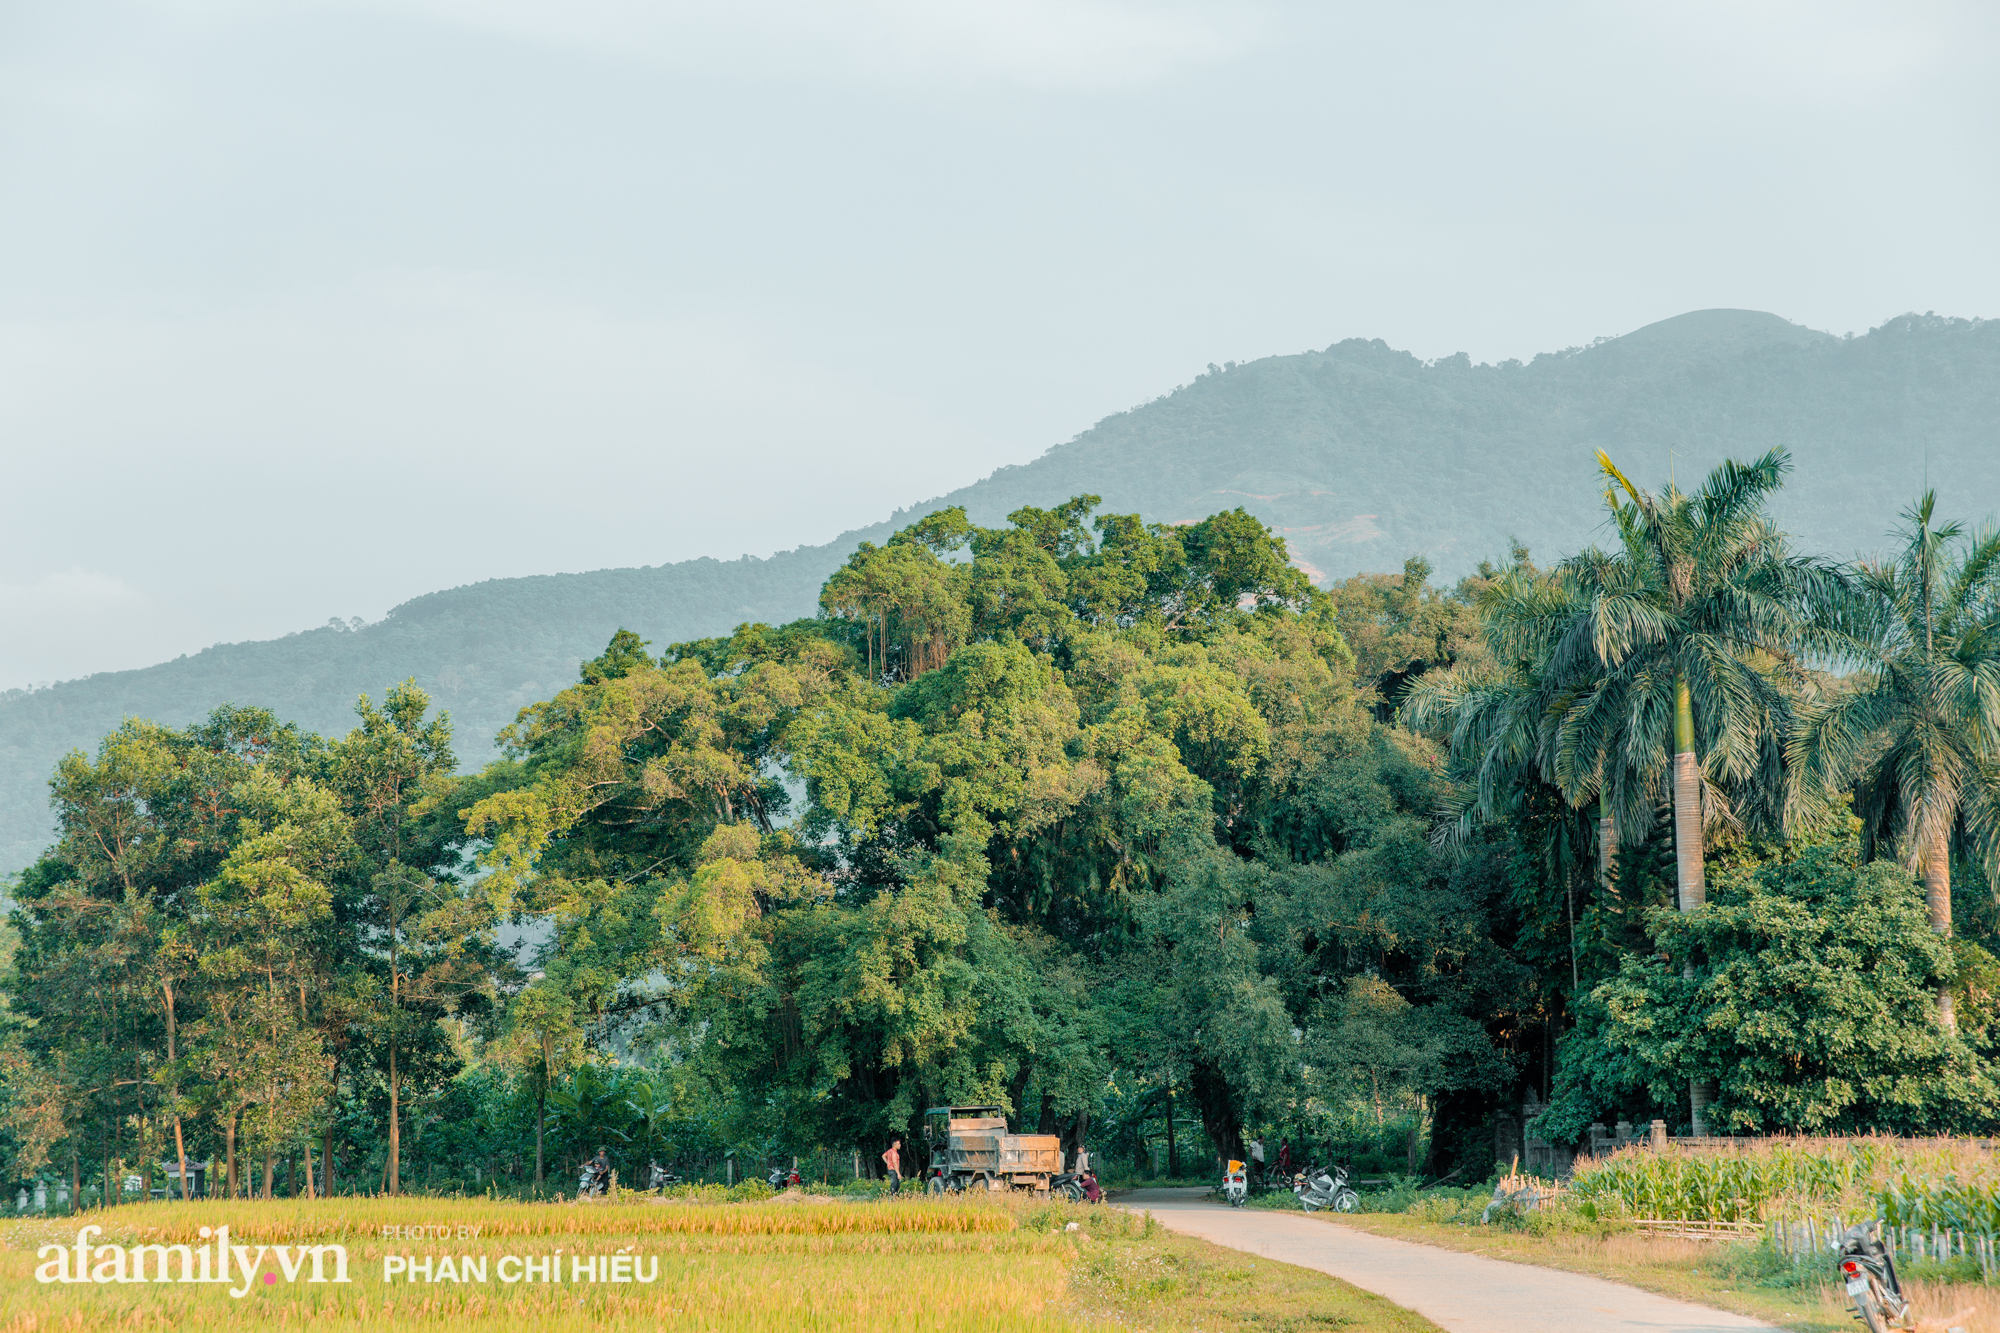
[1116,1188,1777,1333]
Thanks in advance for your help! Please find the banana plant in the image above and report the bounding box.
[543,1064,633,1173]
[620,1079,676,1174]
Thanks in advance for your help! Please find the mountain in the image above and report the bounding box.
[4,308,1996,874]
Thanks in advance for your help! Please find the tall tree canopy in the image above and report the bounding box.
[14,468,2000,1201]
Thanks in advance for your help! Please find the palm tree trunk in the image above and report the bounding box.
[1598,811,1618,890]
[1672,676,1714,1135]
[1672,679,1704,913]
[1925,821,1957,1030]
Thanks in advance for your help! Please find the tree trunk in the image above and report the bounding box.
[163,979,190,1202]
[1165,1088,1178,1179]
[1672,685,1704,913]
[263,1148,275,1199]
[225,1116,237,1198]
[1672,676,1713,1135]
[535,1067,546,1188]
[387,1043,400,1195]
[1925,820,1957,1029]
[173,1117,191,1203]
[324,1122,336,1196]
[302,1136,316,1200]
[1598,811,1618,890]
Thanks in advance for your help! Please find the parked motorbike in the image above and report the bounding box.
[767,1164,803,1191]
[647,1163,680,1191]
[577,1164,611,1198]
[1222,1159,1249,1208]
[1292,1164,1358,1214]
[1836,1221,1908,1333]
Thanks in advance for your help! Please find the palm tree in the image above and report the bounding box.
[1544,448,1829,1132]
[1790,491,2000,1029]
[1400,562,1572,842]
[1403,558,1631,991]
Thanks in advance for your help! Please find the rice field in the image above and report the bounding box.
[0,1195,1057,1332]
[0,1192,1434,1332]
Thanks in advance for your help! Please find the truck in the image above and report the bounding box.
[921,1105,1064,1194]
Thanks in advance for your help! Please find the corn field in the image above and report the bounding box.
[1572,1139,2000,1230]
[1571,1141,1881,1221]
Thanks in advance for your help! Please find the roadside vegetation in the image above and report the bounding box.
[1240,1139,2000,1331]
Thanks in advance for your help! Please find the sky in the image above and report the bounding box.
[3,0,1998,689]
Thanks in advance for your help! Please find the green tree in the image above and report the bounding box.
[182,770,346,1195]
[1550,831,1996,1135]
[6,707,323,1201]
[335,683,484,1195]
[1790,491,2000,1028]
[1543,450,1827,1131]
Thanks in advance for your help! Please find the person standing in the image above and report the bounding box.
[1277,1139,1294,1179]
[1247,1136,1265,1185]
[882,1138,904,1195]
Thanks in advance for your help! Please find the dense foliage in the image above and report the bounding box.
[13,421,2000,1203]
[5,308,1999,878]
[1550,831,1995,1137]
[1,498,1547,1198]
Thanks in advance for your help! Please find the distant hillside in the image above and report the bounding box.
[4,307,1996,873]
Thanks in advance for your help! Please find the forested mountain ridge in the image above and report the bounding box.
[3,306,1996,874]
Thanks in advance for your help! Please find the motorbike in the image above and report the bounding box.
[925,1168,968,1195]
[577,1163,611,1198]
[1051,1171,1101,1204]
[1222,1159,1249,1208]
[647,1163,680,1191]
[767,1164,803,1191]
[1836,1221,1908,1333]
[1292,1164,1359,1213]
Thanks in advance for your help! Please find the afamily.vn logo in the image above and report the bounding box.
[36,1226,350,1297]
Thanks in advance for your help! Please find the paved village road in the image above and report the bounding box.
[1116,1189,1778,1333]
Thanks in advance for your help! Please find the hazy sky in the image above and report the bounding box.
[4,1,1998,689]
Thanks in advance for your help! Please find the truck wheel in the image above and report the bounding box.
[926,1177,944,1195]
